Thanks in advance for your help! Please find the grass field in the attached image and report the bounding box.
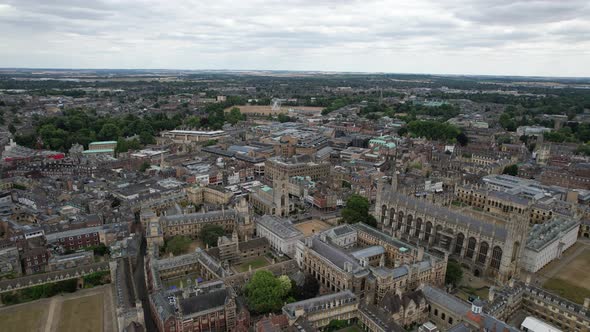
[542,248,590,304]
[543,278,590,305]
[0,301,48,332]
[236,256,270,273]
[57,293,104,332]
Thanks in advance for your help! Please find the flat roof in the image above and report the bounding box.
[83,149,115,154]
[168,130,225,135]
[89,141,117,145]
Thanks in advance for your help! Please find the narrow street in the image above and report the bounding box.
[134,236,157,332]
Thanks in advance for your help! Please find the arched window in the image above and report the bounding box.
[434,309,438,316]
[449,317,453,324]
[414,218,422,237]
[397,211,404,230]
[477,242,489,264]
[425,222,433,242]
[441,313,446,320]
[490,246,502,270]
[466,237,477,259]
[454,233,465,255]
[406,214,413,234]
[389,208,395,226]
[381,205,387,223]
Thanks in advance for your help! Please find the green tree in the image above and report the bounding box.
[325,320,349,332]
[445,260,463,287]
[98,123,121,140]
[226,107,244,125]
[200,225,225,247]
[341,194,377,227]
[139,161,151,172]
[245,270,292,314]
[8,123,16,134]
[502,164,518,176]
[165,236,192,255]
[185,116,201,128]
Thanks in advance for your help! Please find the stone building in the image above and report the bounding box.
[486,279,590,332]
[250,175,293,217]
[255,215,303,258]
[264,157,331,182]
[375,174,527,282]
[0,246,21,278]
[521,217,579,273]
[282,291,358,329]
[295,223,446,304]
[160,209,237,239]
[150,282,239,332]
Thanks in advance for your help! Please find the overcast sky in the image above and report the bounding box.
[1,0,589,77]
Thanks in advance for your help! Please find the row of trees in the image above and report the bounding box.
[402,120,464,143]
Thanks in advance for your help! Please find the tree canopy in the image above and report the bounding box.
[200,224,225,247]
[245,270,293,314]
[502,164,518,176]
[406,120,462,142]
[341,194,377,227]
[445,260,463,287]
[164,235,192,255]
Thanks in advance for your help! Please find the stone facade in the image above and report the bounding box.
[375,177,526,282]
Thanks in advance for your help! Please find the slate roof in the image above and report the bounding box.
[179,288,229,314]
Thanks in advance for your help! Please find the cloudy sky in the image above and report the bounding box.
[1,0,589,76]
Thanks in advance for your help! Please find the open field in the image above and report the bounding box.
[225,105,323,115]
[0,285,115,332]
[543,278,590,305]
[57,293,104,332]
[0,300,48,332]
[235,256,271,273]
[294,219,332,236]
[538,244,590,304]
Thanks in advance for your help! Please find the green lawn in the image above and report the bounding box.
[163,273,203,290]
[336,325,363,332]
[0,301,48,332]
[236,257,270,273]
[543,277,590,305]
[457,286,488,302]
[57,293,103,332]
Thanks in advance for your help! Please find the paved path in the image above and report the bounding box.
[44,297,59,332]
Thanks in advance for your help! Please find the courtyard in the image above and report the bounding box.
[294,219,332,237]
[235,256,272,273]
[539,244,590,304]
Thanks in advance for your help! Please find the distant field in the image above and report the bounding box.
[542,248,590,304]
[57,293,103,332]
[0,300,48,332]
[225,105,323,115]
[294,219,331,236]
[236,256,270,273]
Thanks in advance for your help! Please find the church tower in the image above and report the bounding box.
[273,174,290,217]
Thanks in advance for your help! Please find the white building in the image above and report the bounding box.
[522,218,580,273]
[255,215,303,257]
